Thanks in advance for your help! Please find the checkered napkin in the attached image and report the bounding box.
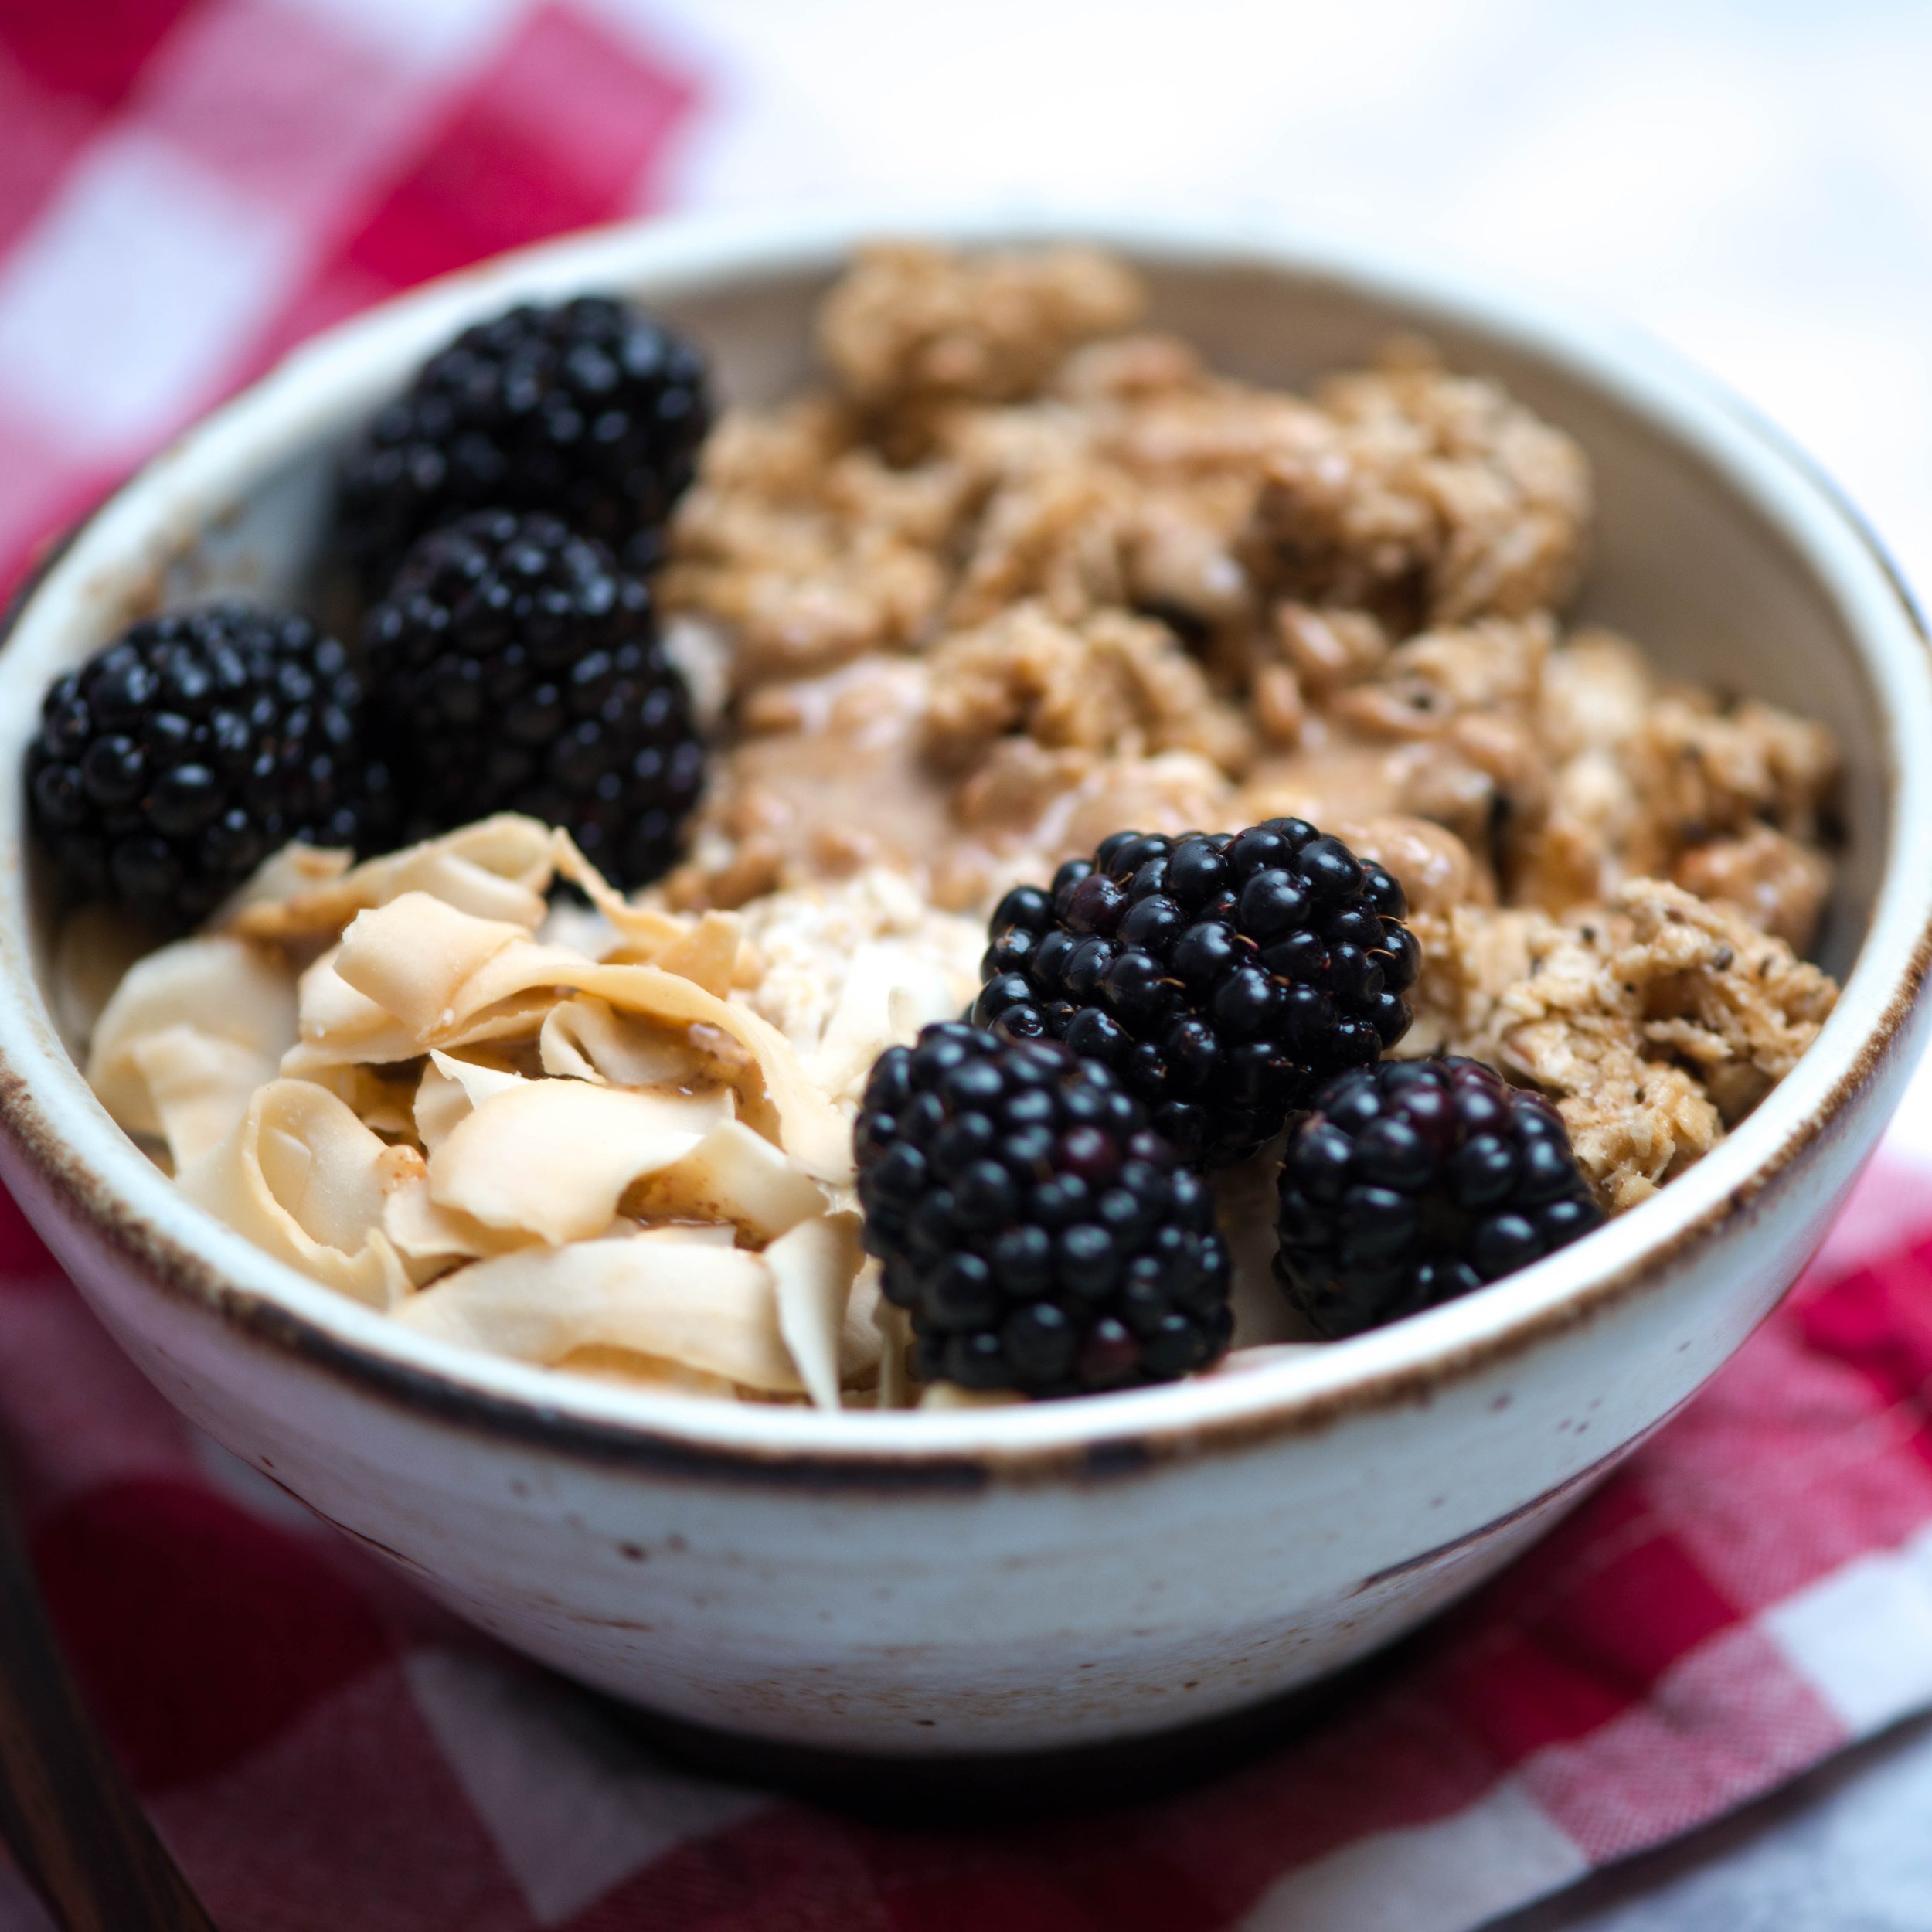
[5,5,1932,1928]
[6,1167,1932,1932]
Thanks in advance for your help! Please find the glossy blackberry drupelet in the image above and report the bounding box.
[363,511,704,888]
[1274,1056,1604,1338]
[975,821,1419,1165]
[856,1024,1234,1397]
[26,605,384,934]
[338,295,713,594]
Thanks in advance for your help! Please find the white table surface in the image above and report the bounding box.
[1498,1715,1932,1931]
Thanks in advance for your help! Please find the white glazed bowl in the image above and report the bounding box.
[2,210,1929,1759]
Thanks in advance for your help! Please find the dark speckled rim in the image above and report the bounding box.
[0,207,1929,1492]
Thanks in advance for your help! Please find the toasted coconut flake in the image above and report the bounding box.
[384,1172,532,1268]
[652,911,743,997]
[413,1052,528,1153]
[425,992,556,1054]
[225,841,353,917]
[335,893,529,1034]
[90,935,297,1138]
[579,964,854,1182]
[634,1222,741,1247]
[376,818,557,926]
[178,1078,414,1307]
[418,945,852,1183]
[552,1345,741,1398]
[53,903,156,1059]
[843,1253,885,1361]
[430,1078,733,1243]
[413,1058,469,1153]
[229,815,556,944]
[539,997,696,1087]
[920,1383,1025,1410]
[287,945,420,1064]
[549,831,745,992]
[428,1050,527,1109]
[872,1290,911,1409]
[625,1117,826,1247]
[434,937,598,1025]
[807,940,970,1102]
[392,1235,801,1389]
[307,1063,422,1139]
[768,1212,865,1410]
[126,1025,280,1169]
[549,830,691,950]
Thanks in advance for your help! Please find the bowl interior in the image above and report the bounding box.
[0,211,1923,1454]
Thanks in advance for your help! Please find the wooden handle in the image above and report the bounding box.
[0,1470,219,1932]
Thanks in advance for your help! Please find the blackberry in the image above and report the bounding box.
[856,1024,1233,1397]
[338,295,713,594]
[1274,1056,1604,1338]
[26,605,384,934]
[975,821,1419,1164]
[364,511,704,889]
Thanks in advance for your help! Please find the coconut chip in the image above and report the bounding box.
[226,814,558,944]
[391,1233,804,1392]
[413,1052,527,1152]
[538,997,696,1088]
[178,1079,417,1307]
[383,1172,533,1270]
[626,1117,829,1243]
[122,1026,283,1170]
[333,892,530,1033]
[767,1213,869,1410]
[88,934,298,1158]
[429,1078,733,1245]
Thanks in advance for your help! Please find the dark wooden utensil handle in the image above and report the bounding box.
[0,1468,219,1932]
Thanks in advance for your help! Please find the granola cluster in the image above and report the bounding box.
[662,243,1842,1219]
[1407,882,1836,1209]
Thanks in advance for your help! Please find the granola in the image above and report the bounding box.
[1406,881,1836,1209]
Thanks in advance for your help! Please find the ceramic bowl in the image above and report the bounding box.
[1,209,1927,1758]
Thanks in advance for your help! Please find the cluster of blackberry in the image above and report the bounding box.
[365,512,703,887]
[975,822,1418,1163]
[28,296,715,929]
[27,608,387,933]
[855,1026,1232,1396]
[1274,1056,1604,1338]
[860,818,1605,1400]
[338,296,710,594]
[349,298,713,889]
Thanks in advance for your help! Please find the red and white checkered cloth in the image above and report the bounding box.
[5,5,1932,1928]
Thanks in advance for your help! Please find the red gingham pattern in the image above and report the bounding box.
[5,7,1932,1927]
[0,0,697,602]
[7,1162,1932,1931]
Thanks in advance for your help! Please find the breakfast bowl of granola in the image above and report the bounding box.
[0,209,1926,1757]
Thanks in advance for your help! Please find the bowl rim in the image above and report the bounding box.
[1,202,1928,1485]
